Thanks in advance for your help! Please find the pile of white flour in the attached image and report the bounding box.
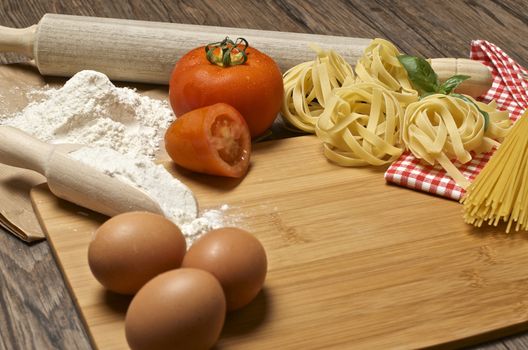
[0,70,230,244]
[1,70,173,158]
[69,146,226,246]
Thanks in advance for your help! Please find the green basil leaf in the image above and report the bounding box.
[451,93,489,130]
[398,55,439,94]
[438,75,470,95]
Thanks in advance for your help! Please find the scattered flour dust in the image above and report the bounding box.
[0,70,174,158]
[70,146,229,246]
[0,70,236,245]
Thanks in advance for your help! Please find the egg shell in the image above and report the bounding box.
[125,268,226,350]
[88,211,186,295]
[182,227,267,311]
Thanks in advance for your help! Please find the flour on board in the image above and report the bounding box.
[70,146,227,246]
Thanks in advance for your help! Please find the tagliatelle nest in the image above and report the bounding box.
[402,94,511,188]
[315,82,405,166]
[355,38,418,106]
[281,46,355,132]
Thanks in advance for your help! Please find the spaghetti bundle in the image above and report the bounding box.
[355,38,418,106]
[315,82,404,166]
[461,110,528,232]
[281,46,355,132]
[403,95,511,188]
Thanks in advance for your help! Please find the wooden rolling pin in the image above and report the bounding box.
[0,126,172,218]
[0,13,491,96]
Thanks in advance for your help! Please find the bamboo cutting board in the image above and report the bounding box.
[31,135,528,350]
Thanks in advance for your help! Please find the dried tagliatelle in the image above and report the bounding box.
[402,94,511,188]
[315,82,404,166]
[281,46,354,132]
[355,38,418,106]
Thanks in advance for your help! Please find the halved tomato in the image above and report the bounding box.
[164,103,251,178]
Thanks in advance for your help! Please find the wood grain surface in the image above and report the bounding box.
[0,1,527,349]
[30,135,528,349]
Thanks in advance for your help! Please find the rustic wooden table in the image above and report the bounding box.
[0,1,527,349]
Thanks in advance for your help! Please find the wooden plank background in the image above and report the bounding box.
[0,1,527,349]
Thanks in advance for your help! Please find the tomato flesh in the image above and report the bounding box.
[211,115,249,167]
[165,103,251,178]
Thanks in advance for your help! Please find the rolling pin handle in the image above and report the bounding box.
[430,58,492,97]
[0,126,51,175]
[0,24,36,57]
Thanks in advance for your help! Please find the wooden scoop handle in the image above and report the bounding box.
[0,24,36,57]
[0,126,166,217]
[0,126,51,174]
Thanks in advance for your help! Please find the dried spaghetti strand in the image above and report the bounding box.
[461,110,528,232]
[281,46,355,132]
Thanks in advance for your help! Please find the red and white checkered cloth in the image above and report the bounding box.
[384,40,528,200]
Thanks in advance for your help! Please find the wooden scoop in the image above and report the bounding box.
[0,126,166,217]
[0,14,491,96]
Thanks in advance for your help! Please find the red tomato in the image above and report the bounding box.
[169,38,284,138]
[164,103,251,178]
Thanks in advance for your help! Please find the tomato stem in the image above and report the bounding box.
[205,37,248,67]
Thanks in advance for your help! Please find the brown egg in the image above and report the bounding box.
[182,227,267,311]
[88,211,186,295]
[125,268,226,350]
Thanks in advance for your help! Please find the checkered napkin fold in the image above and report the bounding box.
[384,40,528,200]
